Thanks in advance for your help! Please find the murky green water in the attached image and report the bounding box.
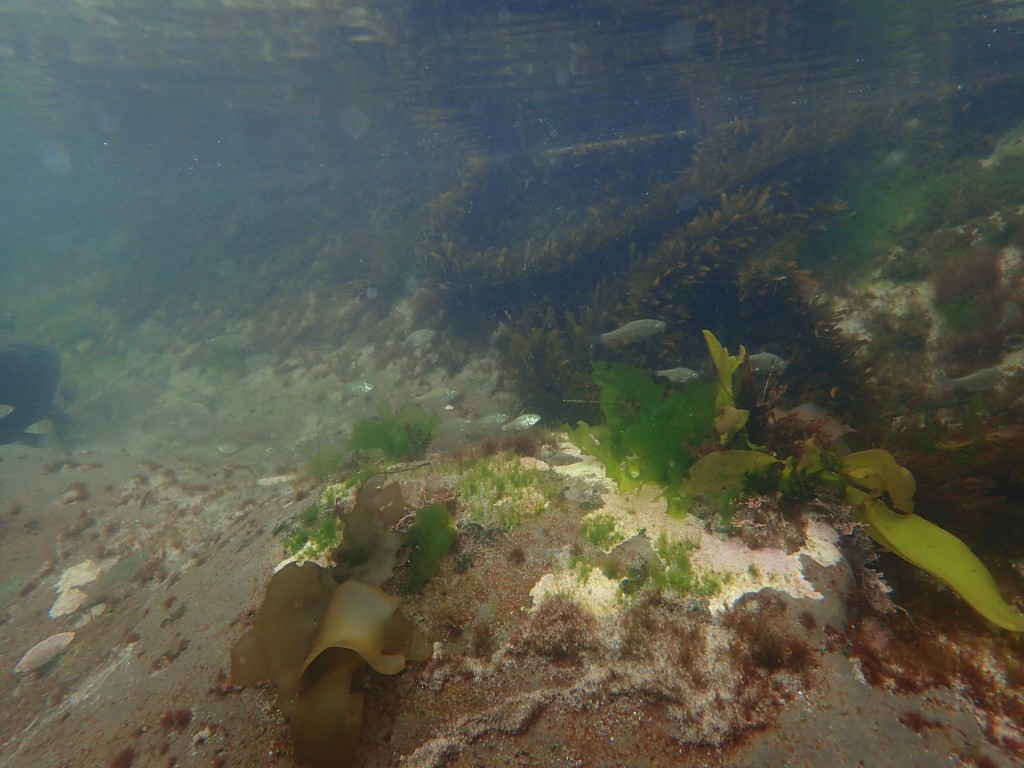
[2,3,1024,767]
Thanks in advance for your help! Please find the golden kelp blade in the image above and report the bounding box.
[701,330,745,402]
[851,490,1024,632]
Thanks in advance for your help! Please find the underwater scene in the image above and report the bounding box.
[3,1,1024,766]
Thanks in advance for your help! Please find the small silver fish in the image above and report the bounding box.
[343,380,375,395]
[0,404,14,419]
[502,413,542,431]
[937,368,1004,393]
[474,412,510,428]
[23,419,53,435]
[403,328,436,347]
[595,319,666,346]
[748,352,788,375]
[656,367,700,384]
[416,387,459,407]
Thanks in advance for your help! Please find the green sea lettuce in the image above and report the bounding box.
[567,362,717,512]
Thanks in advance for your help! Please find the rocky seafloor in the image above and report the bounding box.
[1,290,1023,768]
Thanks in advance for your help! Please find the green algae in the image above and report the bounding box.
[457,453,552,528]
[277,487,346,560]
[567,362,717,514]
[403,503,455,594]
[571,329,1024,630]
[280,503,341,559]
[682,450,779,518]
[582,512,625,551]
[347,403,441,462]
[850,489,1024,632]
[649,534,721,598]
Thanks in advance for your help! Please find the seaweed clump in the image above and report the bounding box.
[232,477,433,768]
[568,361,718,515]
[346,403,441,462]
[495,304,600,423]
[683,332,1024,633]
[402,502,455,594]
[419,119,876,427]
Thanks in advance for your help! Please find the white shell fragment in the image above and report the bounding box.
[257,473,299,487]
[50,559,101,618]
[14,631,75,673]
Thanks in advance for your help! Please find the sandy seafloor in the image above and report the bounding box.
[0,303,1019,768]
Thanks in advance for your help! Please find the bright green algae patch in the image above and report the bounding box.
[583,512,626,551]
[650,534,722,598]
[457,452,552,527]
[567,362,717,515]
[278,493,344,560]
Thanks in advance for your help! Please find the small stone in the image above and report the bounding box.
[15,631,75,673]
[257,473,299,487]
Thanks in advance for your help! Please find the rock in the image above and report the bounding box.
[15,631,75,673]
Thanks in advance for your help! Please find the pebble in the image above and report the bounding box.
[257,473,299,487]
[15,631,75,673]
